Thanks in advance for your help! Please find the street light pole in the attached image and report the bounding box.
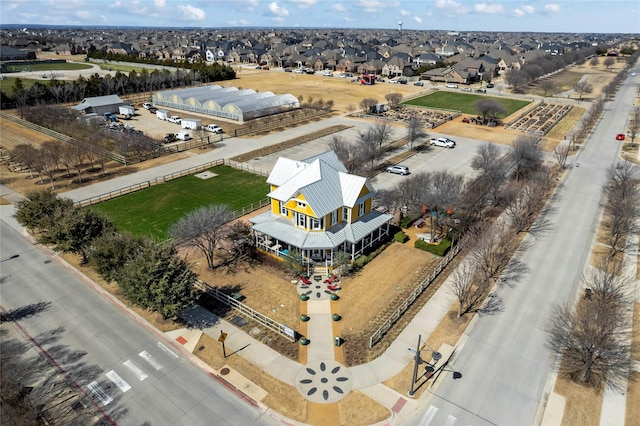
[408,334,421,397]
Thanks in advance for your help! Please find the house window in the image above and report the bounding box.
[311,217,324,230]
[343,207,349,222]
[280,202,288,216]
[331,210,338,225]
[297,200,307,208]
[297,213,306,228]
[359,202,365,216]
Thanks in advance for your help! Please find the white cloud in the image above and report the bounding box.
[413,16,423,24]
[545,3,561,13]
[474,3,504,14]
[332,3,346,12]
[513,5,534,17]
[400,9,410,16]
[154,0,166,8]
[357,0,387,13]
[289,0,317,7]
[268,2,289,17]
[230,19,250,25]
[76,10,91,19]
[434,0,468,15]
[177,4,205,20]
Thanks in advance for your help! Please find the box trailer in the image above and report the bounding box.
[156,109,169,120]
[175,131,191,141]
[119,105,135,117]
[181,118,201,130]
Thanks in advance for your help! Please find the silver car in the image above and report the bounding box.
[386,165,410,175]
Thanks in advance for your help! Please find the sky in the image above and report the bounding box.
[1,0,639,34]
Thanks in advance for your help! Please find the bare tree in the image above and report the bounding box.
[627,107,640,148]
[471,144,509,206]
[169,204,234,270]
[509,134,542,181]
[359,97,378,113]
[573,81,593,100]
[372,119,393,150]
[589,57,599,67]
[357,128,380,173]
[545,264,632,391]
[540,80,556,97]
[65,144,87,183]
[603,57,616,69]
[475,99,507,124]
[601,161,640,258]
[406,111,426,150]
[504,69,527,92]
[450,259,489,318]
[11,144,39,179]
[385,92,403,109]
[553,143,570,169]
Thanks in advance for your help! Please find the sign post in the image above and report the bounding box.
[218,330,228,358]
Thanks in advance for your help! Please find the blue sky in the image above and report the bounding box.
[1,0,638,33]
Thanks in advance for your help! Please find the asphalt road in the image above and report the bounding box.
[0,220,279,426]
[403,66,639,425]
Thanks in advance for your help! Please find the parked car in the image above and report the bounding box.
[414,81,424,86]
[294,68,305,74]
[388,79,399,84]
[305,68,315,74]
[203,124,223,134]
[262,66,269,70]
[461,87,472,92]
[284,68,292,72]
[475,88,487,93]
[322,70,333,76]
[446,83,458,88]
[255,66,262,69]
[430,137,456,148]
[168,116,181,124]
[616,133,626,140]
[142,102,154,109]
[163,133,177,143]
[486,83,495,88]
[386,165,410,175]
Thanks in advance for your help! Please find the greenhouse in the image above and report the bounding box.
[152,85,300,122]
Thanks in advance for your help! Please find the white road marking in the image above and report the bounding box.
[419,405,438,426]
[157,342,179,359]
[105,370,131,393]
[87,381,113,406]
[444,414,457,426]
[123,360,148,381]
[139,350,163,370]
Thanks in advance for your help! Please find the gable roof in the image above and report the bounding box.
[73,94,124,110]
[267,151,373,217]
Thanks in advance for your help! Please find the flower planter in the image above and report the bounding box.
[332,314,342,321]
[300,294,309,301]
[300,314,310,322]
[299,338,310,346]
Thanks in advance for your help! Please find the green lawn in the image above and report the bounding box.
[95,63,148,73]
[6,62,93,72]
[91,165,270,240]
[0,77,38,93]
[403,91,530,116]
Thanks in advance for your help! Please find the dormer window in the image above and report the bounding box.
[297,201,307,208]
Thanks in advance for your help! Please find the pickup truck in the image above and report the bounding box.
[203,124,223,133]
[430,137,456,148]
[168,116,181,124]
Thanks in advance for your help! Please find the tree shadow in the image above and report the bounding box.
[497,258,529,289]
[1,301,52,322]
[477,293,504,316]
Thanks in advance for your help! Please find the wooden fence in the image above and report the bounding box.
[233,108,330,137]
[368,244,461,348]
[0,111,127,164]
[196,280,296,342]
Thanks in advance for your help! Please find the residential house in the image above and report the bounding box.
[250,151,393,268]
[421,66,469,84]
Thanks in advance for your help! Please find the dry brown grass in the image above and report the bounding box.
[626,371,640,426]
[554,375,603,426]
[338,391,391,425]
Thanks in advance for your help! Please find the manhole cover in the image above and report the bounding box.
[220,367,230,375]
[231,316,248,327]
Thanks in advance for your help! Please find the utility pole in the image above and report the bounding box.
[408,334,421,397]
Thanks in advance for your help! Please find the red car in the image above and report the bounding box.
[616,133,625,140]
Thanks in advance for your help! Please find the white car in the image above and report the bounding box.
[430,137,456,148]
[446,83,458,88]
[294,68,305,74]
[203,124,223,133]
[168,116,181,124]
[142,102,153,110]
[386,165,410,175]
[322,70,333,76]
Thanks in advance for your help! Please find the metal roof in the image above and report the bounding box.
[73,95,124,110]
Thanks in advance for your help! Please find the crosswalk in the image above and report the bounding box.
[419,405,460,426]
[87,341,178,406]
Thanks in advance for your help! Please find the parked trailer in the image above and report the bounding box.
[181,118,201,130]
[156,109,169,120]
[119,105,135,117]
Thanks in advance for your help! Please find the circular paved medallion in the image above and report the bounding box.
[295,359,352,403]
[296,281,333,300]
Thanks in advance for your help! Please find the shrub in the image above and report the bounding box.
[354,255,369,268]
[399,215,417,229]
[394,231,409,243]
[414,238,452,256]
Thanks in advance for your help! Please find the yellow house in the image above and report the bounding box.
[250,151,393,267]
